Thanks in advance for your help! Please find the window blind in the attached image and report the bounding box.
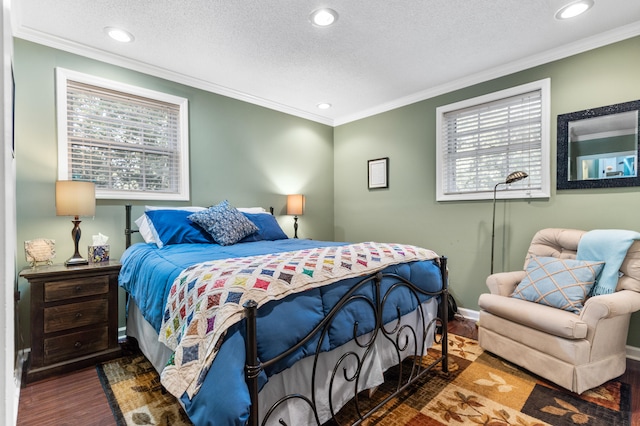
[63,80,183,195]
[440,89,542,197]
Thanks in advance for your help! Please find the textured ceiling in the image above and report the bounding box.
[12,0,640,126]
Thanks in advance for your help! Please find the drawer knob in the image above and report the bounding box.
[74,341,82,349]
[75,312,83,319]
[74,286,82,293]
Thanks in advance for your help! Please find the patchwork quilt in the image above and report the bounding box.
[158,241,439,399]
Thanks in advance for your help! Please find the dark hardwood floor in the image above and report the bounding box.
[17,365,116,426]
[16,318,640,425]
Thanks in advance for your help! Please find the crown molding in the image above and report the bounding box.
[334,21,640,126]
[13,19,640,128]
[12,25,335,126]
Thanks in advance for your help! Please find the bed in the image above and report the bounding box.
[119,202,449,425]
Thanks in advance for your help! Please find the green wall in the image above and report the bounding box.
[13,39,334,346]
[334,36,640,347]
[13,35,640,351]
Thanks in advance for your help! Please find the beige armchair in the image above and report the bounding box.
[478,228,640,394]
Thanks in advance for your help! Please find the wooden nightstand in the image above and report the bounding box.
[20,261,122,383]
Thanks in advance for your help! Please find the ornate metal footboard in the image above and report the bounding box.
[244,256,449,426]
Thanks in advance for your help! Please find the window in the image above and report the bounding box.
[56,68,189,200]
[436,79,550,201]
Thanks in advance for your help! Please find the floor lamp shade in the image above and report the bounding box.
[56,181,96,266]
[286,194,304,238]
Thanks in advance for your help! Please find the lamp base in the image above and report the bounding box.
[65,255,88,267]
[66,217,88,266]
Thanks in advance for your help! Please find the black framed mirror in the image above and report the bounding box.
[557,99,640,190]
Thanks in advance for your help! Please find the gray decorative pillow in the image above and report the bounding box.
[188,200,258,246]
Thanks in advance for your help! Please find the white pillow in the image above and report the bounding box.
[237,207,268,214]
[134,214,156,244]
[145,205,206,212]
[134,206,206,244]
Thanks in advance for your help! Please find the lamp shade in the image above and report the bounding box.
[55,180,96,217]
[286,194,304,216]
[504,171,528,184]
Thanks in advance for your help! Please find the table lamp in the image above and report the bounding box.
[286,194,304,238]
[56,180,96,266]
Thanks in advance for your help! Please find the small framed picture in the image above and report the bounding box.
[368,157,389,189]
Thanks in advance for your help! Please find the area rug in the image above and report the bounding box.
[96,341,191,426]
[97,335,631,425]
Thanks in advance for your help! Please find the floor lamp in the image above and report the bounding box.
[490,171,528,274]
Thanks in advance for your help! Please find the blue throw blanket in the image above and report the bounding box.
[576,229,640,296]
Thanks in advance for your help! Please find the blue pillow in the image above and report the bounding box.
[145,210,215,248]
[239,213,289,243]
[188,200,259,246]
[511,256,605,314]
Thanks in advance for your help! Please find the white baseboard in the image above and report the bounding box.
[626,344,640,361]
[456,307,640,360]
[118,326,127,341]
[14,348,29,425]
[457,307,479,322]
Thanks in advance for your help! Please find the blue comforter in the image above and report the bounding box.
[119,239,442,425]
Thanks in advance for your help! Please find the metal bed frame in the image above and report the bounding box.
[124,205,449,426]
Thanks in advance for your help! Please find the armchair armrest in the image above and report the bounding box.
[486,270,526,296]
[580,290,640,325]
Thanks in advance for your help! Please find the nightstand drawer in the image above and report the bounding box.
[44,299,108,333]
[44,326,109,364]
[44,276,109,302]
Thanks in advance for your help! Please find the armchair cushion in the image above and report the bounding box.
[478,293,588,339]
[512,256,604,314]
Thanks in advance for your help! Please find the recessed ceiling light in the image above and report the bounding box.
[555,0,594,20]
[104,27,135,43]
[310,9,338,27]
[317,103,332,110]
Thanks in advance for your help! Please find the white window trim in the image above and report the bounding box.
[435,78,551,202]
[56,67,190,201]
